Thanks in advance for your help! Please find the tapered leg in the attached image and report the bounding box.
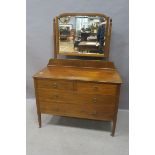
[38,113,41,128]
[111,116,117,136]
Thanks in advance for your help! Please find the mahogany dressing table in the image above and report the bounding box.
[33,13,122,136]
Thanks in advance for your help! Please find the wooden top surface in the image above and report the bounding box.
[33,66,122,84]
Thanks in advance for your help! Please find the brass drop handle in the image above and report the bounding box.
[51,94,59,99]
[52,83,57,88]
[53,107,59,111]
[80,110,85,113]
[93,86,98,90]
[91,111,97,115]
[93,97,97,103]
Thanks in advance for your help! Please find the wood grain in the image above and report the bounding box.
[33,59,122,136]
[40,102,114,121]
[77,81,117,95]
[37,89,116,106]
[48,58,115,69]
[36,79,74,90]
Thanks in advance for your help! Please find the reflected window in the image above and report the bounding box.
[76,17,89,32]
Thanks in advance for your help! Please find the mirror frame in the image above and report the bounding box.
[53,13,112,58]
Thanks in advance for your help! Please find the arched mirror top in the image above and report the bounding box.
[53,13,112,59]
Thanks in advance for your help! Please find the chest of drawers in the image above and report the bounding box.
[33,59,122,136]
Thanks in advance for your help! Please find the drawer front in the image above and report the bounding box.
[39,102,83,117]
[77,81,117,95]
[39,101,114,120]
[40,101,59,112]
[37,89,116,106]
[88,112,114,120]
[36,79,74,91]
[76,94,116,106]
[37,89,76,103]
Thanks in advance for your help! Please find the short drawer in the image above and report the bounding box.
[77,81,117,95]
[36,79,74,91]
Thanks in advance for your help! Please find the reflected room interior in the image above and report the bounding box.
[58,16,106,54]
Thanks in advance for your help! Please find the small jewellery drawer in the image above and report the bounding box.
[36,79,74,90]
[77,81,117,95]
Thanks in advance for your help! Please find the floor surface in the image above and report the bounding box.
[27,99,129,155]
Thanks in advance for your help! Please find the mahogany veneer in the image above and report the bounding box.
[33,59,122,136]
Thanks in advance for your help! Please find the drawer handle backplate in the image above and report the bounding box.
[93,98,97,103]
[52,83,58,88]
[93,86,98,90]
[53,108,59,111]
[51,94,59,99]
[90,111,97,115]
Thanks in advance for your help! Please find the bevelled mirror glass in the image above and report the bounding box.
[53,13,112,58]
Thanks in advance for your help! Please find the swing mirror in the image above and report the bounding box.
[53,13,112,58]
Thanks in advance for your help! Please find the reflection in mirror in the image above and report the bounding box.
[58,16,106,55]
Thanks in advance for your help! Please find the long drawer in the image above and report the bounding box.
[77,81,117,95]
[39,102,114,120]
[37,89,116,106]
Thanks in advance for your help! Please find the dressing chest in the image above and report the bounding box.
[33,13,122,136]
[33,59,122,136]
